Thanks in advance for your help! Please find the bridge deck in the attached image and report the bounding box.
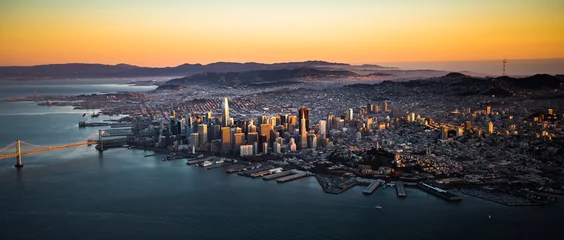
[0,141,96,159]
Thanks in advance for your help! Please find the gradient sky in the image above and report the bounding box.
[1,0,563,66]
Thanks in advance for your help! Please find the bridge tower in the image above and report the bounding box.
[98,129,104,151]
[15,140,23,168]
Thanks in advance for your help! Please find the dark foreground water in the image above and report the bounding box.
[0,80,562,240]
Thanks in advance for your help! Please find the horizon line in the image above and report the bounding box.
[1,57,564,68]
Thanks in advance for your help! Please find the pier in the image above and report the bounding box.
[395,181,407,197]
[263,170,293,180]
[362,180,383,195]
[276,172,308,183]
[418,182,461,202]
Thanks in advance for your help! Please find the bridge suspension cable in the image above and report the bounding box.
[0,141,16,153]
[19,141,44,148]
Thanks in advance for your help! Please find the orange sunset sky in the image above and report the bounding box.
[1,0,563,67]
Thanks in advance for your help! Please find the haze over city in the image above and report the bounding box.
[1,0,563,66]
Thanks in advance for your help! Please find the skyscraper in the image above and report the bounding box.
[221,127,231,153]
[486,106,492,115]
[260,124,272,144]
[319,120,327,139]
[348,108,354,121]
[383,101,389,112]
[222,97,229,127]
[198,124,208,146]
[487,122,494,134]
[298,107,309,135]
[300,116,307,149]
[441,126,449,140]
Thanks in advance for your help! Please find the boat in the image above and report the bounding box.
[202,161,213,167]
[375,205,382,210]
[215,159,224,164]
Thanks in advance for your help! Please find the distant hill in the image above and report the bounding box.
[0,61,351,79]
[370,72,563,97]
[165,68,358,86]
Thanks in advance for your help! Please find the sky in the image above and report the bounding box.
[1,0,563,67]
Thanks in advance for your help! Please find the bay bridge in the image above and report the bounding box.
[0,128,133,168]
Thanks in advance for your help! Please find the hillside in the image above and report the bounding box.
[165,68,358,86]
[0,61,350,79]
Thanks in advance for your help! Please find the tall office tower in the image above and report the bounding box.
[269,117,277,127]
[258,134,267,152]
[486,106,492,115]
[252,142,258,155]
[327,115,334,130]
[259,115,267,125]
[441,126,449,140]
[280,114,288,125]
[368,104,374,113]
[410,112,416,123]
[249,124,257,133]
[319,120,327,139]
[366,117,373,130]
[198,124,208,146]
[262,142,269,154]
[247,132,258,146]
[221,127,231,153]
[383,101,389,112]
[298,107,310,135]
[222,98,229,127]
[269,129,277,146]
[233,133,245,153]
[191,133,200,147]
[307,134,317,149]
[273,142,281,154]
[487,122,494,134]
[548,109,553,115]
[456,127,464,137]
[464,120,471,132]
[206,111,212,123]
[276,137,283,145]
[210,124,221,140]
[375,105,380,113]
[348,108,354,121]
[171,109,177,119]
[289,138,297,152]
[260,124,272,144]
[288,115,297,127]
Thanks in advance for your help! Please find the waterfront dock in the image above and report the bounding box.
[206,163,226,170]
[237,164,270,176]
[276,172,308,183]
[263,170,293,180]
[187,156,214,165]
[418,182,461,202]
[225,164,246,173]
[362,180,383,195]
[395,181,407,197]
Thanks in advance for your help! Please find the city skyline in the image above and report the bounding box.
[1,0,563,66]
